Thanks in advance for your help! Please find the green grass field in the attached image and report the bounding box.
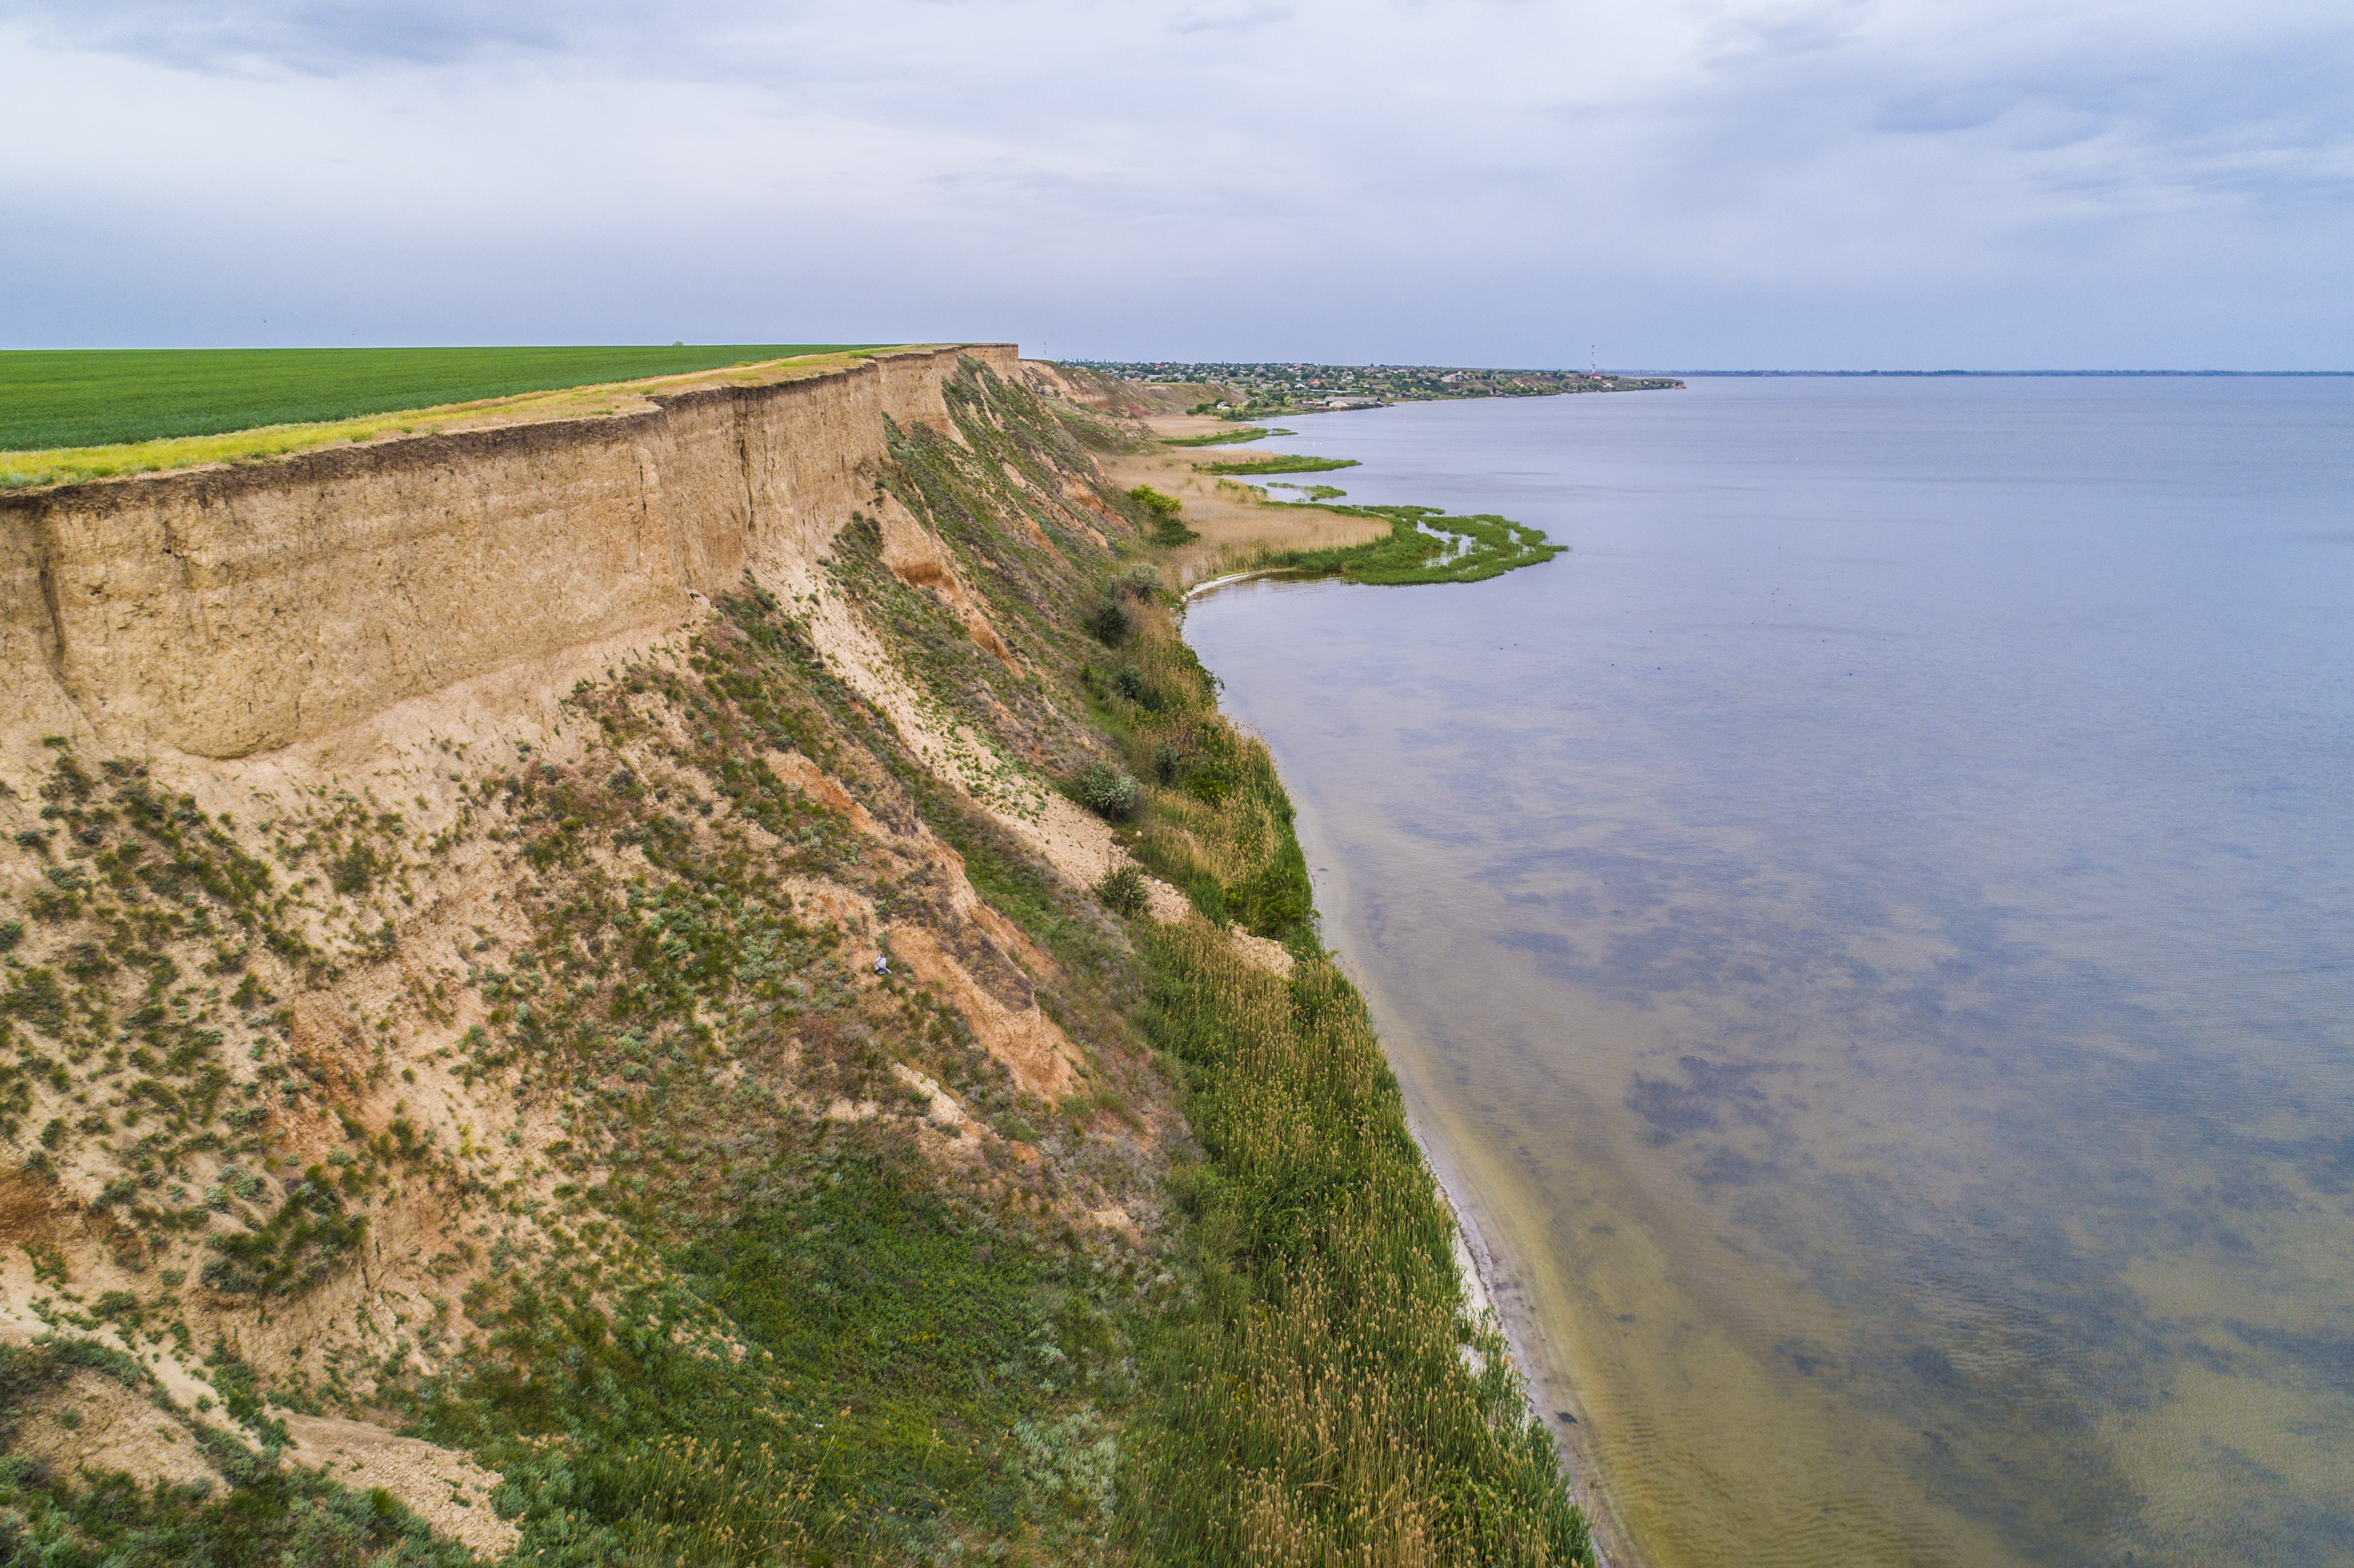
[0,345,880,451]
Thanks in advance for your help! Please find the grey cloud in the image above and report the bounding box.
[1702,6,1868,69]
[1,0,602,71]
[1170,4,1294,36]
[1,0,2349,364]
[1872,90,2014,136]
[1661,23,2354,228]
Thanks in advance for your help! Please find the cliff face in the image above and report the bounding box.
[0,345,1015,761]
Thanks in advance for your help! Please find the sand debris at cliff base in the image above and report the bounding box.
[278,1411,521,1560]
[1230,928,1296,975]
[9,1370,222,1491]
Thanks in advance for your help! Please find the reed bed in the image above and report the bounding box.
[586,1434,818,1566]
[1105,615,1315,937]
[1127,922,1589,1566]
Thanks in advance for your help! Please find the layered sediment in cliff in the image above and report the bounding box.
[0,345,1016,763]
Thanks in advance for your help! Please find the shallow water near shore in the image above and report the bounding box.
[1183,379,2354,1568]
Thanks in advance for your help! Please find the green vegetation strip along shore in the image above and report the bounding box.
[0,345,879,452]
[1063,509,1584,1561]
[1251,504,1566,585]
[1125,923,1587,1564]
[0,357,1587,1566]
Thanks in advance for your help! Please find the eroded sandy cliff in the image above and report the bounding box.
[0,343,1161,1557]
[0,345,1015,762]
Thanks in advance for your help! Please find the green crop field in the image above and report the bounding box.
[0,344,882,452]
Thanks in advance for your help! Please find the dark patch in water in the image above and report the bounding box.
[1693,1142,1773,1185]
[2291,1132,2354,1195]
[1776,1337,1836,1379]
[2225,1321,2354,1396]
[1625,1054,1770,1142]
[1906,1344,1964,1389]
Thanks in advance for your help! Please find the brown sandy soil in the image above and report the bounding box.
[1229,929,1297,976]
[887,924,1076,1098]
[759,747,1104,1103]
[788,568,1198,931]
[1099,443,1387,590]
[4,1361,519,1560]
[872,490,1016,663]
[12,1370,222,1490]
[278,1411,519,1559]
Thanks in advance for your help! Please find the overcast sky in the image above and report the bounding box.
[4,0,2349,367]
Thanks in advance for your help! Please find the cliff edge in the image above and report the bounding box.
[0,345,1013,762]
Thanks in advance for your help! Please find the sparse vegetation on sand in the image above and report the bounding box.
[1193,454,1360,476]
[1158,428,1288,448]
[0,345,880,452]
[0,1340,475,1567]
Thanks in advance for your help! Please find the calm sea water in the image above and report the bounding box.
[1182,379,2354,1568]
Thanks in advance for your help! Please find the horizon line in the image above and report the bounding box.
[1066,360,2353,378]
[1635,368,2353,377]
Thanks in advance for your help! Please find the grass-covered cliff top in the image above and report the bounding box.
[0,344,911,489]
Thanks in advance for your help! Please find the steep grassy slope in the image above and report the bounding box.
[0,357,1587,1566]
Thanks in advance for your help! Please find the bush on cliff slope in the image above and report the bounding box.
[1072,761,1142,821]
